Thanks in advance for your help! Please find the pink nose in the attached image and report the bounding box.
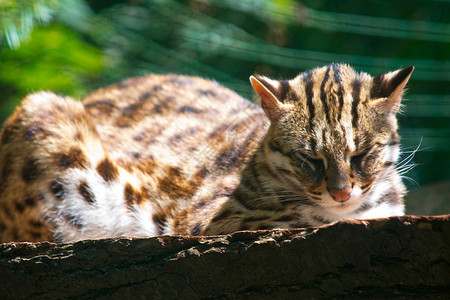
[329,187,352,202]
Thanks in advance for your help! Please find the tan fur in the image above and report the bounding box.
[0,65,413,242]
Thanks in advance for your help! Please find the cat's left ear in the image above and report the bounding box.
[250,75,293,122]
[370,66,414,115]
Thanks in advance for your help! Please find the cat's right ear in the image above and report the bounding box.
[250,75,293,122]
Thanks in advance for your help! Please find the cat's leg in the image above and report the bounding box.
[0,92,157,242]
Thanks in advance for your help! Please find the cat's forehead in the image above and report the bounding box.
[292,64,373,92]
[280,64,389,154]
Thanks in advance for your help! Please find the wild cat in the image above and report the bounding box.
[0,63,414,242]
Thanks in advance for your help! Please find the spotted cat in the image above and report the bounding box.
[0,64,414,242]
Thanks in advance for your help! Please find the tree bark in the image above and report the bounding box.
[1,215,449,299]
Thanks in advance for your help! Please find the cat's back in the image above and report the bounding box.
[83,74,268,175]
[83,74,246,128]
[0,74,268,241]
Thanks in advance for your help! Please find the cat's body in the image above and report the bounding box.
[0,64,413,242]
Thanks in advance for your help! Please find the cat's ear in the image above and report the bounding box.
[370,66,414,115]
[250,75,293,122]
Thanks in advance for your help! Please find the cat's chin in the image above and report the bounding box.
[321,198,363,215]
[324,202,359,214]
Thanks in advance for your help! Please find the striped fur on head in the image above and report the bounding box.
[250,64,413,217]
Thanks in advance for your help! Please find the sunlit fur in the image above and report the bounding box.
[257,65,405,219]
[0,64,413,242]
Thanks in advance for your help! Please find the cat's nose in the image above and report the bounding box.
[329,187,352,202]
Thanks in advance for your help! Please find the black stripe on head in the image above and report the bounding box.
[304,72,315,130]
[278,80,290,103]
[309,137,317,154]
[370,74,383,99]
[320,66,332,124]
[289,89,300,102]
[351,79,361,129]
[332,65,345,121]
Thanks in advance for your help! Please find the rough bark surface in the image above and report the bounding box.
[1,215,449,299]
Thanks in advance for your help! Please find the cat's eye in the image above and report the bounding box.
[296,152,323,169]
[305,155,325,171]
[350,151,368,168]
[309,157,323,166]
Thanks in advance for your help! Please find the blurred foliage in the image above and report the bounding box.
[0,22,103,122]
[0,0,449,198]
[1,23,103,96]
[0,0,61,48]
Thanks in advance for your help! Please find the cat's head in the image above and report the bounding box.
[250,64,414,214]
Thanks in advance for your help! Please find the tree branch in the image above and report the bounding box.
[1,215,449,298]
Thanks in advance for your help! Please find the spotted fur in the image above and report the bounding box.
[0,64,413,242]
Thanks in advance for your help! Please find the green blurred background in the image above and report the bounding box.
[0,0,449,214]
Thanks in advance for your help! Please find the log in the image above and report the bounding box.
[1,215,449,299]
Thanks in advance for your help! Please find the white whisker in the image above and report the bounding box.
[401,175,420,188]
